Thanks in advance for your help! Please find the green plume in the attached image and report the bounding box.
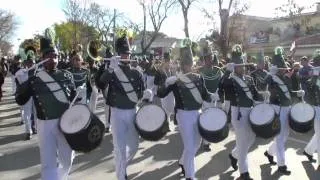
[44,27,56,45]
[232,44,242,57]
[274,46,284,56]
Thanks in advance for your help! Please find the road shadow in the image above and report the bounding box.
[0,112,20,120]
[0,145,40,171]
[0,99,17,106]
[301,161,320,180]
[0,133,25,146]
[21,173,41,180]
[196,141,235,179]
[0,121,21,129]
[0,105,20,113]
[132,161,179,180]
[260,163,287,180]
[130,132,182,165]
[72,133,113,172]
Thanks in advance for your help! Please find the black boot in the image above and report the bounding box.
[185,178,193,180]
[105,127,110,133]
[317,165,320,171]
[202,143,211,152]
[25,133,32,140]
[303,151,316,162]
[278,165,291,175]
[264,151,276,165]
[125,173,128,180]
[229,154,238,170]
[236,172,253,180]
[179,163,185,177]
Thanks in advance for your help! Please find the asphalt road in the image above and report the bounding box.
[0,76,319,180]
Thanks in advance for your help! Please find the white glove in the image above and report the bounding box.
[202,101,213,110]
[142,89,153,102]
[76,85,86,94]
[226,63,235,72]
[109,56,120,70]
[165,76,178,87]
[210,92,220,101]
[260,91,270,101]
[269,66,278,75]
[296,90,305,97]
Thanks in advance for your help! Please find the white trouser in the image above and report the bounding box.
[105,101,110,128]
[23,98,33,134]
[37,119,74,180]
[177,109,201,179]
[11,75,16,93]
[110,107,139,180]
[305,106,320,165]
[88,86,99,112]
[230,106,255,174]
[267,105,290,167]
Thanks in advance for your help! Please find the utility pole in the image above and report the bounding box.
[113,9,116,52]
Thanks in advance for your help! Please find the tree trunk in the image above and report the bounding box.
[219,9,229,59]
[183,11,189,38]
[141,4,147,54]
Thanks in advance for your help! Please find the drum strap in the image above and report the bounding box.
[114,68,138,103]
[231,73,253,100]
[37,71,69,104]
[178,74,203,104]
[271,75,291,99]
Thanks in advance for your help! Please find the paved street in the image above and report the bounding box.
[0,76,319,180]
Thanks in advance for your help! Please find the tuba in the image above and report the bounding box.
[87,40,112,61]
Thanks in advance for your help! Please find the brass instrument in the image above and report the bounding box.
[87,40,136,62]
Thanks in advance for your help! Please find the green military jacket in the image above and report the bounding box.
[15,69,76,120]
[198,66,224,93]
[266,73,295,106]
[67,67,89,88]
[304,75,320,106]
[250,69,269,91]
[97,64,145,109]
[218,72,263,107]
[157,73,211,111]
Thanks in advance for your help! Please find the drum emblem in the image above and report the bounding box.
[88,126,102,143]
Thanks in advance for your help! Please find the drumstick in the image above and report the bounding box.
[69,84,86,108]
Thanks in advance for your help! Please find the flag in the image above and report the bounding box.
[290,41,296,52]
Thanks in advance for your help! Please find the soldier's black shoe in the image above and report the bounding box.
[202,144,211,152]
[229,154,238,170]
[236,172,253,180]
[264,151,276,165]
[125,173,128,180]
[105,127,110,133]
[317,165,320,171]
[303,151,316,162]
[277,166,291,175]
[20,121,24,125]
[25,133,32,140]
[179,163,185,177]
[32,128,37,135]
[185,178,193,180]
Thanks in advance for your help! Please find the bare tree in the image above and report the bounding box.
[0,9,18,42]
[0,41,13,56]
[177,0,197,38]
[137,0,176,54]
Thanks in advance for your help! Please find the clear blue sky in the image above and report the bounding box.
[1,0,319,53]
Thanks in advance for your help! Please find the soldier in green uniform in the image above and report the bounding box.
[198,41,224,151]
[250,50,269,92]
[15,33,76,180]
[263,46,304,175]
[97,33,150,180]
[67,53,89,104]
[218,44,263,180]
[157,38,217,180]
[303,50,320,170]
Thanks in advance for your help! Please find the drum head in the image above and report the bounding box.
[136,104,166,132]
[250,104,275,125]
[60,105,91,134]
[291,103,314,123]
[199,108,227,131]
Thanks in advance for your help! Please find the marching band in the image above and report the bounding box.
[0,26,318,180]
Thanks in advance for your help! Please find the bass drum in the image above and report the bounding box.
[59,104,105,153]
[249,103,280,139]
[198,107,229,143]
[289,102,315,133]
[135,104,168,141]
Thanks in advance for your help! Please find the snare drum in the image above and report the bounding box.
[135,104,168,141]
[249,103,280,139]
[198,107,229,143]
[59,104,105,153]
[289,102,315,133]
